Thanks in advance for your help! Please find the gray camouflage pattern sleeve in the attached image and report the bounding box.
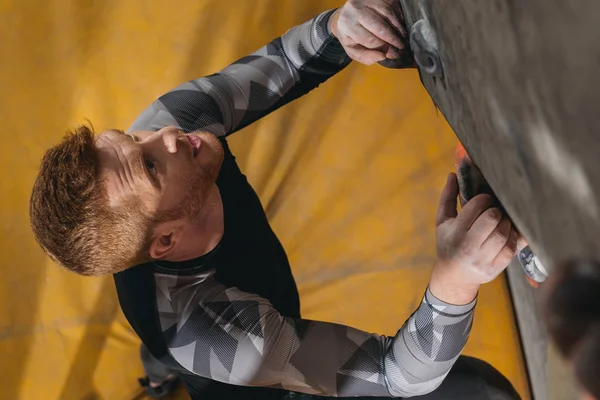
[155,270,476,398]
[128,9,353,136]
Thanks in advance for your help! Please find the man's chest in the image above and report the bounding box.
[211,146,301,316]
[209,207,300,317]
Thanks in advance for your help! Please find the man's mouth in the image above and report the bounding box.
[186,134,202,158]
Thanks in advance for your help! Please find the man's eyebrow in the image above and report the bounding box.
[103,128,126,136]
[116,130,137,142]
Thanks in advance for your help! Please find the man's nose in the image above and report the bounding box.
[155,126,184,154]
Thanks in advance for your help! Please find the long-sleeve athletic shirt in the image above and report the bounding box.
[114,9,476,400]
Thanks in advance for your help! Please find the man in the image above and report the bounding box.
[29,1,522,399]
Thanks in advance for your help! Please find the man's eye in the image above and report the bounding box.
[144,159,157,174]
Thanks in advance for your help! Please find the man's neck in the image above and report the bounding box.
[169,185,224,262]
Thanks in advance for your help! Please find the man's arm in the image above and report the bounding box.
[129,1,413,135]
[156,270,475,398]
[157,175,520,398]
[128,10,352,136]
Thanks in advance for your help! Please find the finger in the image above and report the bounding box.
[345,23,388,50]
[369,1,407,38]
[479,217,512,257]
[344,44,387,65]
[390,0,406,25]
[454,194,494,231]
[358,7,405,50]
[517,235,529,252]
[436,172,459,226]
[493,228,519,269]
[463,208,503,248]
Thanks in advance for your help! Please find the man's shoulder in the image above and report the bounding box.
[113,263,168,352]
[128,101,181,133]
[113,263,157,305]
[128,89,227,137]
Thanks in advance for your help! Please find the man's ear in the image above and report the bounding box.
[149,222,183,260]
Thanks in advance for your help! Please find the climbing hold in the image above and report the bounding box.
[409,19,443,79]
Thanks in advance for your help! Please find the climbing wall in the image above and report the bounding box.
[398,0,600,275]
[0,0,529,398]
[398,1,600,396]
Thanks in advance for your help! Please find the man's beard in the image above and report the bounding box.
[155,132,224,224]
[181,166,215,221]
[184,132,224,220]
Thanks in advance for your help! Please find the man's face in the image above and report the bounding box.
[95,126,224,221]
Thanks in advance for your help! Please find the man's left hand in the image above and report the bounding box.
[331,0,408,65]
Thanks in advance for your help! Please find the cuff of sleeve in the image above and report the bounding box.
[310,9,352,68]
[322,8,338,37]
[424,286,477,316]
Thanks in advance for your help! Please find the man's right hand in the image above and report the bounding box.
[331,0,408,65]
[429,173,521,305]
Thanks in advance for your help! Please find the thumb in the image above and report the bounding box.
[436,173,459,226]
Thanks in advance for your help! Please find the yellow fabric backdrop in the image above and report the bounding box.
[0,0,528,398]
